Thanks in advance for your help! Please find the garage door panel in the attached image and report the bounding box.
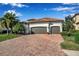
[31,27,47,34]
[51,26,60,34]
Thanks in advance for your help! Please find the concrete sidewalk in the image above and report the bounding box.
[63,49,79,56]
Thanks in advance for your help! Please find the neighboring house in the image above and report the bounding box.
[72,13,79,30]
[24,18,64,34]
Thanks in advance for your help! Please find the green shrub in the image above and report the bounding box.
[13,23,25,34]
[67,32,72,36]
[75,33,79,44]
[61,31,72,36]
[61,32,67,36]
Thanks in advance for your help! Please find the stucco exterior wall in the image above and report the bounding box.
[74,15,79,23]
[29,22,49,32]
[73,15,79,30]
[26,22,62,32]
[29,22,48,27]
[74,24,79,30]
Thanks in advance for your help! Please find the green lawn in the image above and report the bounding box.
[0,34,19,42]
[61,32,79,51]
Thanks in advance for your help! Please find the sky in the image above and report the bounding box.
[0,3,79,21]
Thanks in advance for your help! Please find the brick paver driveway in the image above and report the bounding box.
[0,34,65,56]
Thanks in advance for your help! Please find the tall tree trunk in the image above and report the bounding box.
[6,29,9,35]
[10,28,13,34]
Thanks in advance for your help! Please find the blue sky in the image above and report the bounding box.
[0,3,79,21]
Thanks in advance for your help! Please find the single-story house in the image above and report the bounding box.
[24,18,64,34]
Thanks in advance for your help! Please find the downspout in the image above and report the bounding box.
[27,22,31,34]
[27,22,30,34]
[48,22,51,34]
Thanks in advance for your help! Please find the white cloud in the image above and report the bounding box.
[70,13,75,16]
[62,3,74,5]
[2,3,29,8]
[63,13,74,17]
[2,3,8,5]
[11,3,25,7]
[10,3,28,8]
[16,12,22,16]
[4,10,22,16]
[62,3,79,5]
[49,6,76,11]
[7,10,16,14]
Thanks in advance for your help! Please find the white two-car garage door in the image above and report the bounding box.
[31,27,47,34]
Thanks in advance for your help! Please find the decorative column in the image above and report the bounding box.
[47,22,51,34]
[47,26,49,33]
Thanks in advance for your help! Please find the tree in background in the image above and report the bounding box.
[63,15,75,36]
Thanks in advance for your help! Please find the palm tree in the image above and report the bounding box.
[8,13,19,33]
[0,12,19,34]
[0,17,10,34]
